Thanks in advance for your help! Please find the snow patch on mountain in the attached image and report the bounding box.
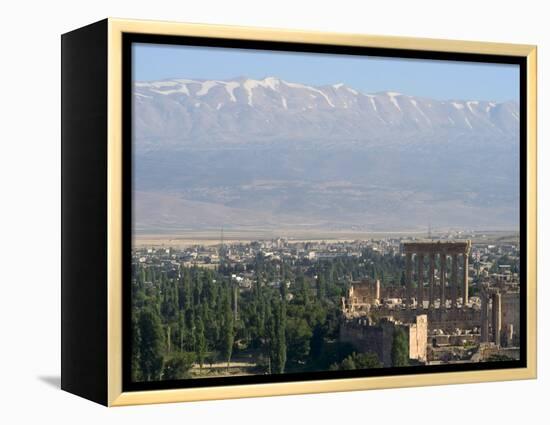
[281,97,288,110]
[386,92,402,111]
[196,80,218,96]
[368,96,377,112]
[410,98,431,125]
[242,77,282,106]
[283,80,335,107]
[467,101,479,113]
[225,81,239,102]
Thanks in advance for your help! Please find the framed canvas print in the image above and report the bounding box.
[61,18,537,406]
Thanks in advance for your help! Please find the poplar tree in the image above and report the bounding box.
[221,288,235,368]
[316,275,326,300]
[137,307,164,381]
[275,300,287,373]
[195,317,207,370]
[391,328,409,367]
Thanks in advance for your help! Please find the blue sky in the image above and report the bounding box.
[133,43,519,102]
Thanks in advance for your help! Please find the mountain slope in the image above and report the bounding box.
[132,76,520,233]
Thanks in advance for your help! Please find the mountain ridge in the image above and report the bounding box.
[133,76,519,151]
[132,76,520,233]
[135,75,517,103]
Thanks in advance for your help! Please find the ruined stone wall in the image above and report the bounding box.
[474,343,521,361]
[339,316,429,367]
[431,333,479,346]
[380,285,406,299]
[347,279,380,310]
[372,307,480,333]
[429,308,481,332]
[339,320,394,367]
[501,292,520,343]
[409,315,428,362]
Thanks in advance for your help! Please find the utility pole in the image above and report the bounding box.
[220,226,224,255]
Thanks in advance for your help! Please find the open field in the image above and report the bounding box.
[134,229,426,248]
[133,229,519,248]
[190,361,257,378]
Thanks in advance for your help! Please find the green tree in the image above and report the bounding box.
[295,272,311,305]
[221,287,235,368]
[195,317,207,370]
[270,300,287,373]
[162,352,195,380]
[177,311,186,352]
[131,312,142,382]
[353,352,382,369]
[330,352,382,370]
[286,317,312,363]
[310,324,325,360]
[316,275,326,300]
[280,278,288,300]
[137,307,165,381]
[392,328,409,367]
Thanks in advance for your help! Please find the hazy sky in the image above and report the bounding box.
[133,43,520,102]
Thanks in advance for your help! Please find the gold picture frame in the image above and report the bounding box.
[61,18,537,407]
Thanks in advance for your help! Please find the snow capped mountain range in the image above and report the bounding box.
[133,76,519,149]
[132,76,520,233]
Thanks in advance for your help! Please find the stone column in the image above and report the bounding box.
[463,253,469,305]
[492,293,502,346]
[429,253,435,308]
[439,252,446,309]
[507,324,514,347]
[451,253,458,308]
[480,291,489,342]
[417,253,424,309]
[406,252,412,309]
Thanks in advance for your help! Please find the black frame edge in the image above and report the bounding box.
[61,18,109,406]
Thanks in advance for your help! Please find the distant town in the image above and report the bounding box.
[130,230,520,382]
